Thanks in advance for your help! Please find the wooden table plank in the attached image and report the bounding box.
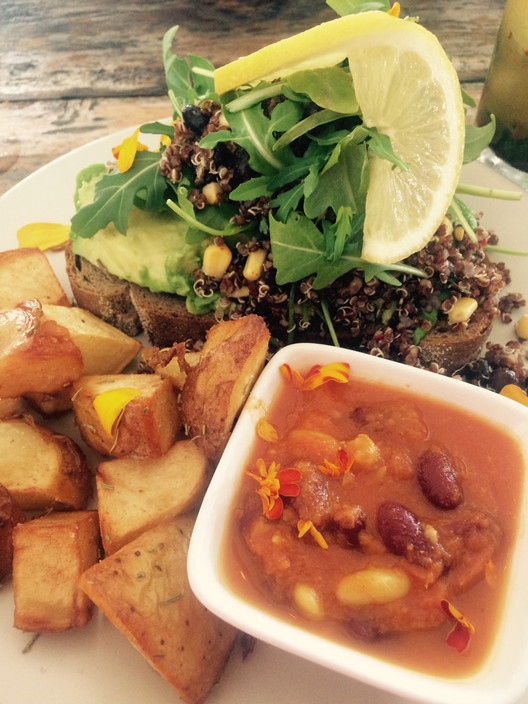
[0,0,504,197]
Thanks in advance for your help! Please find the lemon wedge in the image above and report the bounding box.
[214,12,465,264]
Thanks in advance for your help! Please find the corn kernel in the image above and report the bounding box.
[243,249,268,281]
[441,216,454,237]
[202,182,223,205]
[448,297,478,324]
[336,567,410,606]
[293,584,324,618]
[454,225,465,241]
[515,314,528,340]
[201,243,232,279]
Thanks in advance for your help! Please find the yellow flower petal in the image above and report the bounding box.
[93,387,142,436]
[256,418,278,443]
[297,520,328,549]
[500,384,528,407]
[16,222,70,251]
[388,2,400,17]
[112,128,149,173]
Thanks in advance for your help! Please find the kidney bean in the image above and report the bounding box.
[376,501,435,566]
[417,449,463,510]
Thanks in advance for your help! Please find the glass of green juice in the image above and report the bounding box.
[476,0,528,187]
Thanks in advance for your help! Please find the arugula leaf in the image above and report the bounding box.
[166,183,248,239]
[268,212,365,288]
[304,140,368,219]
[274,108,353,150]
[464,115,496,163]
[225,81,303,113]
[326,0,390,15]
[286,67,359,113]
[270,212,327,284]
[229,176,273,201]
[269,182,305,221]
[201,100,301,175]
[71,152,168,238]
[162,26,216,119]
[140,121,175,140]
[326,206,353,261]
[363,127,410,171]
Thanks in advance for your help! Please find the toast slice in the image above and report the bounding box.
[65,242,142,337]
[65,248,498,373]
[418,307,495,374]
[66,243,216,346]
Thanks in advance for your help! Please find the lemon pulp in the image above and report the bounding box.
[214,12,465,264]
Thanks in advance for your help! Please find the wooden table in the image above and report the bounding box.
[0,0,505,198]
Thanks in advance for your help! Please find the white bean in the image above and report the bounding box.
[336,567,410,606]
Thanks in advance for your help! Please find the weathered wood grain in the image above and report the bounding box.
[0,0,504,196]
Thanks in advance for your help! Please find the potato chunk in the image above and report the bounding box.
[0,483,25,582]
[79,516,238,704]
[0,300,83,398]
[181,315,269,460]
[0,416,91,511]
[97,439,211,554]
[13,510,100,632]
[0,396,20,419]
[0,247,69,309]
[72,373,180,458]
[41,304,142,374]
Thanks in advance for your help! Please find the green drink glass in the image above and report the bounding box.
[476,0,528,186]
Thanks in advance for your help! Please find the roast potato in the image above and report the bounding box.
[13,510,100,632]
[0,416,91,511]
[97,439,211,554]
[0,300,83,398]
[0,483,25,582]
[0,247,70,309]
[72,373,181,458]
[181,314,270,461]
[79,515,238,704]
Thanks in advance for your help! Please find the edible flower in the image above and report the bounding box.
[247,459,301,519]
[256,418,278,443]
[112,128,149,173]
[279,362,350,391]
[500,384,528,407]
[93,387,142,436]
[297,520,328,549]
[441,599,475,652]
[388,1,400,17]
[16,222,70,251]
[318,447,354,476]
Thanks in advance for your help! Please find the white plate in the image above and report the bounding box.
[0,132,526,704]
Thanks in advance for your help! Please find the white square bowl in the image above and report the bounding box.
[188,342,528,704]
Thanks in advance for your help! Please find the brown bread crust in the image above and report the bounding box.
[65,247,495,370]
[65,242,141,337]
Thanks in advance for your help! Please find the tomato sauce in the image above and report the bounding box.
[223,367,525,676]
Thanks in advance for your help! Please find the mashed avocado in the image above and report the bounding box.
[70,165,215,313]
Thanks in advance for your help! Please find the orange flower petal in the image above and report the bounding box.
[441,599,475,653]
[318,448,353,476]
[279,362,350,391]
[388,2,401,18]
[277,468,302,496]
[266,495,284,520]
